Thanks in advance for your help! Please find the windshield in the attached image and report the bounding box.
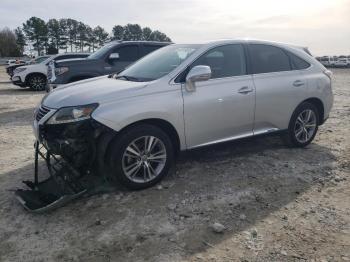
[118,44,201,81]
[88,42,115,59]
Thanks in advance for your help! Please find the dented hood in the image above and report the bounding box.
[42,76,148,108]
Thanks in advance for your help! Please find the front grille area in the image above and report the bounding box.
[36,105,51,122]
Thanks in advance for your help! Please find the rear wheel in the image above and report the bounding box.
[28,74,47,91]
[107,124,174,190]
[284,102,319,147]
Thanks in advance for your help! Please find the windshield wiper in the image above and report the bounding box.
[115,75,142,82]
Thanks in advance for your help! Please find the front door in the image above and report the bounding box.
[182,44,255,148]
[105,44,140,74]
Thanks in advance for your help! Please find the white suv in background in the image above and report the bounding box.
[334,57,350,67]
[11,53,89,91]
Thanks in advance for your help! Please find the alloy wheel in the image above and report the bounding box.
[294,109,317,143]
[122,136,167,183]
[30,76,46,90]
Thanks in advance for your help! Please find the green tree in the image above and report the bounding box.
[65,18,79,52]
[58,19,69,52]
[93,26,108,48]
[142,27,152,40]
[22,16,48,55]
[149,30,171,42]
[112,25,124,40]
[0,28,22,56]
[47,19,62,51]
[14,27,26,54]
[123,24,143,40]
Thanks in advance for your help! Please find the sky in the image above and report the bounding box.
[1,0,349,55]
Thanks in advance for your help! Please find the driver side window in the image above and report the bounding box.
[111,45,139,62]
[192,44,246,79]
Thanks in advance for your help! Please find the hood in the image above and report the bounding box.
[55,58,93,67]
[42,76,148,108]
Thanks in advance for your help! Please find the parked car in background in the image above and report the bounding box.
[6,56,51,77]
[34,39,333,190]
[11,53,89,91]
[319,56,336,67]
[334,56,350,67]
[6,59,16,65]
[47,41,170,91]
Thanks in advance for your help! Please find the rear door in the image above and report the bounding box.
[182,44,255,148]
[248,44,309,133]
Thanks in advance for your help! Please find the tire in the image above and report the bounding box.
[284,102,319,147]
[27,74,47,91]
[107,124,174,190]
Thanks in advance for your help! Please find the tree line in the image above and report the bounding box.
[0,16,172,57]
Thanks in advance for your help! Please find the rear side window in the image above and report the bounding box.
[143,45,161,55]
[191,44,246,79]
[287,51,310,70]
[249,44,291,74]
[115,45,139,61]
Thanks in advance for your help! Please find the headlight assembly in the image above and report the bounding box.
[54,67,69,76]
[46,104,98,124]
[14,67,26,74]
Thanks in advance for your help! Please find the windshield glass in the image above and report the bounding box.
[119,44,201,81]
[88,42,115,59]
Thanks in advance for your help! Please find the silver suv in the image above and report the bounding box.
[34,39,333,189]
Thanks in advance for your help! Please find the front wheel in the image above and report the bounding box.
[284,102,319,147]
[28,74,47,91]
[107,124,174,190]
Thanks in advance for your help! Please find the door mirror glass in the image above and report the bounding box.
[109,53,120,60]
[185,65,211,92]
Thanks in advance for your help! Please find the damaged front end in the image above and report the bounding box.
[16,104,114,213]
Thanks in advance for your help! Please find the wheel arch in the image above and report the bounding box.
[114,118,181,154]
[299,97,325,125]
[25,72,47,85]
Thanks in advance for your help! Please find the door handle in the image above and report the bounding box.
[238,86,253,94]
[293,80,305,87]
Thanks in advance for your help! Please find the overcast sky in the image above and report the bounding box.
[1,0,349,55]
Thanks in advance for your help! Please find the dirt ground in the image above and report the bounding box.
[0,65,349,262]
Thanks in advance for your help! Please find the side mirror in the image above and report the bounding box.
[109,53,120,60]
[185,65,211,92]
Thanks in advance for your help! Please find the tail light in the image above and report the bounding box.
[323,69,333,81]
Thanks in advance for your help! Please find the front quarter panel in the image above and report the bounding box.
[91,81,187,150]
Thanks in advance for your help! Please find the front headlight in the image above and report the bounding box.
[46,104,98,124]
[55,67,69,76]
[14,67,26,74]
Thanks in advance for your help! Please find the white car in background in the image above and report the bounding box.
[11,53,89,91]
[334,57,349,67]
[319,56,335,67]
[6,59,16,65]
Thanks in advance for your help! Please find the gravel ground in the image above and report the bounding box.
[0,66,349,262]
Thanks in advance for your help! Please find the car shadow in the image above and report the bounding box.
[0,134,336,261]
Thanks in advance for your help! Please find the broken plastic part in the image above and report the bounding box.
[15,141,114,213]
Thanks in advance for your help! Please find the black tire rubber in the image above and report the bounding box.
[28,74,47,91]
[107,124,174,190]
[284,102,319,147]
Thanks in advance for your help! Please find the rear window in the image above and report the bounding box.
[287,51,310,70]
[249,44,291,74]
